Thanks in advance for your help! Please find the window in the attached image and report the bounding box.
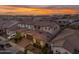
[63,21,66,24]
[43,27,47,31]
[54,26,58,30]
[18,24,25,28]
[28,25,31,29]
[55,50,61,54]
[42,27,50,32]
[38,26,40,29]
[34,25,37,28]
[54,27,55,30]
[21,24,25,28]
[48,27,51,30]
[45,27,47,30]
[25,24,28,28]
[26,34,33,40]
[55,26,57,29]
[0,45,5,50]
[0,30,2,32]
[59,21,61,23]
[18,24,21,27]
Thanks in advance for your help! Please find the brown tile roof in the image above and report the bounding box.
[34,21,57,27]
[17,38,31,48]
[51,28,79,53]
[30,31,52,41]
[63,30,79,53]
[0,20,18,28]
[18,19,34,25]
[17,30,53,42]
[52,28,75,44]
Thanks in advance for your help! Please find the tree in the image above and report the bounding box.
[14,32,22,43]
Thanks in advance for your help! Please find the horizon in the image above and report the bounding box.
[0,5,79,15]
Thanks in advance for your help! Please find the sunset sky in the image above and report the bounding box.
[0,5,79,15]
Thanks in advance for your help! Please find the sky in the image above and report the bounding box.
[0,5,79,15]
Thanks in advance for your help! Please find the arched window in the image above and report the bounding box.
[18,24,21,27]
[25,24,28,28]
[21,24,25,28]
[59,21,61,23]
[38,26,40,29]
[28,25,31,29]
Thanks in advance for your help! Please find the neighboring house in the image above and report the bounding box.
[17,19,60,37]
[51,46,70,54]
[17,19,34,30]
[51,28,77,54]
[69,21,79,29]
[34,21,60,35]
[33,15,52,21]
[70,21,79,26]
[0,19,19,39]
[63,30,79,53]
[0,15,33,21]
[0,15,60,37]
[53,19,79,26]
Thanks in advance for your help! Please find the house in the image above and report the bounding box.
[0,19,19,39]
[17,19,60,36]
[0,19,18,32]
[63,30,79,54]
[51,28,77,54]
[16,29,53,48]
[10,29,54,54]
[34,21,60,35]
[69,21,79,29]
[53,18,79,26]
[33,15,52,21]
[8,29,51,53]
[17,19,34,30]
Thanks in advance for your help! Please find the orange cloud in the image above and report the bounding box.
[0,6,78,15]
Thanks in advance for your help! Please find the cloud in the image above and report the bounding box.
[0,5,78,15]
